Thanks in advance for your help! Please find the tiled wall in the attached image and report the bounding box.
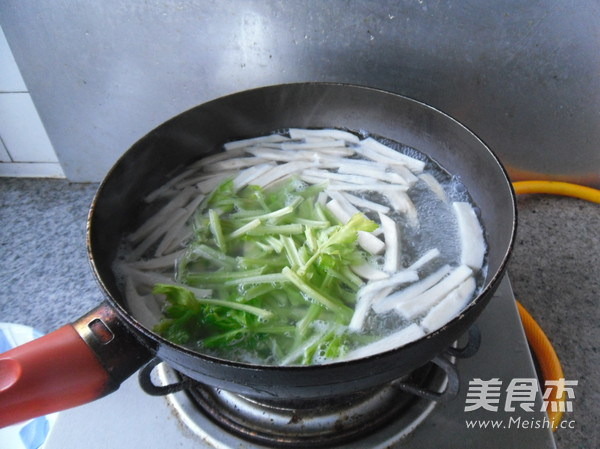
[0,25,64,178]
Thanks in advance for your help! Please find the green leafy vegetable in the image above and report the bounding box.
[152,177,379,364]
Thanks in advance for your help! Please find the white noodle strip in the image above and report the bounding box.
[357,138,426,173]
[347,285,393,332]
[384,191,418,226]
[350,263,389,281]
[164,227,194,254]
[233,163,276,190]
[405,248,441,271]
[154,193,205,256]
[303,178,408,192]
[127,208,188,261]
[126,250,185,270]
[357,232,386,255]
[143,167,198,203]
[357,269,419,304]
[191,149,246,168]
[327,192,383,236]
[379,212,400,273]
[338,163,408,185]
[453,202,486,270]
[325,200,385,255]
[280,140,347,150]
[327,191,359,215]
[419,173,448,202]
[119,264,212,298]
[223,134,290,150]
[129,187,196,243]
[303,169,374,185]
[391,165,419,186]
[395,265,473,320]
[252,161,315,188]
[348,294,372,332]
[372,264,451,314]
[306,146,355,157]
[203,157,268,172]
[125,277,161,328]
[246,148,311,162]
[421,276,476,332]
[174,173,224,189]
[343,324,425,360]
[340,192,390,214]
[197,172,238,194]
[288,128,360,144]
[316,191,329,205]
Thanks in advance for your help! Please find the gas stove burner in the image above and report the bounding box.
[155,361,447,449]
[138,326,480,448]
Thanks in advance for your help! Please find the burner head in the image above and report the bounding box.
[157,361,449,448]
[138,326,480,448]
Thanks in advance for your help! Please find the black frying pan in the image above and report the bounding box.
[0,83,516,427]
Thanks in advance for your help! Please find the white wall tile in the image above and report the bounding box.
[0,93,58,162]
[0,162,64,178]
[0,25,27,92]
[0,137,11,162]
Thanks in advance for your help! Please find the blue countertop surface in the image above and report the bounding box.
[0,178,598,448]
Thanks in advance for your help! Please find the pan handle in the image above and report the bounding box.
[0,301,152,428]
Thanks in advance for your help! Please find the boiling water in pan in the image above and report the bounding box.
[114,128,487,365]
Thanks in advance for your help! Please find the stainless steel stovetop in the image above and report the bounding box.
[44,277,556,449]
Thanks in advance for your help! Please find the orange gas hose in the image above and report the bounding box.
[512,180,600,431]
[513,180,600,204]
[515,301,564,431]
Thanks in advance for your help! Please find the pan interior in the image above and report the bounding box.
[88,83,515,363]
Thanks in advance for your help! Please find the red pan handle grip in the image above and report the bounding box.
[0,302,152,428]
[0,324,112,428]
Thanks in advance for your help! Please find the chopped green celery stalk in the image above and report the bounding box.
[299,213,378,275]
[248,324,296,334]
[228,218,261,238]
[282,267,353,320]
[313,203,330,222]
[201,328,246,347]
[186,244,236,268]
[322,266,361,292]
[297,218,330,228]
[153,283,273,319]
[243,283,275,301]
[325,333,346,359]
[185,267,265,284]
[280,329,326,365]
[255,241,276,254]
[235,205,296,222]
[281,284,309,306]
[298,246,310,265]
[208,209,227,252]
[263,235,284,253]
[224,272,288,286]
[230,209,267,218]
[281,235,302,269]
[297,181,328,199]
[237,255,288,269]
[302,340,320,365]
[304,227,317,252]
[297,303,323,336]
[341,266,365,289]
[246,224,304,235]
